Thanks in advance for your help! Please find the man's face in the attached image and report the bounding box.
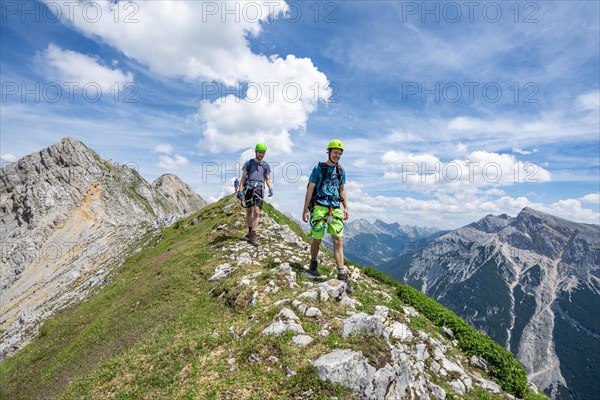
[329,148,343,162]
[255,151,266,161]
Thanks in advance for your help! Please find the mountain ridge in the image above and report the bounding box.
[0,195,547,400]
[0,137,207,360]
[378,208,599,400]
[323,218,440,266]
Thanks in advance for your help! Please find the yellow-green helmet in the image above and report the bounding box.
[255,143,267,151]
[327,139,344,151]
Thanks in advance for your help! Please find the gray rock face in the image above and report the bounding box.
[342,313,386,339]
[208,264,236,281]
[380,207,600,399]
[313,349,377,398]
[262,308,304,335]
[313,315,482,400]
[0,137,207,360]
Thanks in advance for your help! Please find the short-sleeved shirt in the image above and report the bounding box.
[243,159,270,188]
[309,163,346,208]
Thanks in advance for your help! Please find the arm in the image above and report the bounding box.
[302,182,316,223]
[339,184,349,220]
[238,170,248,193]
[265,173,273,196]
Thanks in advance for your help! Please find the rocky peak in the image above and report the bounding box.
[504,207,596,259]
[0,138,207,360]
[332,219,439,266]
[468,213,513,234]
[373,219,397,233]
[152,173,208,215]
[515,207,582,232]
[382,207,599,399]
[1,137,98,229]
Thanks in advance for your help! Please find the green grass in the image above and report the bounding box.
[0,196,356,400]
[1,206,220,399]
[0,195,547,400]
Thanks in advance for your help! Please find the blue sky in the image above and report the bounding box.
[1,0,598,229]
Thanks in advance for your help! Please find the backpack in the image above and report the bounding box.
[307,162,343,212]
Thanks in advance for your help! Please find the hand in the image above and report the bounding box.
[236,192,243,199]
[302,210,309,223]
[268,188,273,197]
[343,208,349,220]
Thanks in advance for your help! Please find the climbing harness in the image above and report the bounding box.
[309,205,344,235]
[239,182,264,208]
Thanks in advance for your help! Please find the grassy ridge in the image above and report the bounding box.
[1,195,547,399]
[0,196,351,399]
[1,200,220,399]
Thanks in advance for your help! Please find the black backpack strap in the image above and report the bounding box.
[319,162,328,189]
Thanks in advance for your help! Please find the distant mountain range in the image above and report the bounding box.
[323,218,440,266]
[0,137,207,359]
[379,208,600,400]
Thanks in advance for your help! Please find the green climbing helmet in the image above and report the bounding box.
[255,143,267,151]
[327,139,344,152]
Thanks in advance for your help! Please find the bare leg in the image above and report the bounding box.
[245,207,253,230]
[332,236,344,270]
[310,239,321,259]
[333,235,352,293]
[251,206,260,231]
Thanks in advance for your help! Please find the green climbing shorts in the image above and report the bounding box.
[309,205,344,240]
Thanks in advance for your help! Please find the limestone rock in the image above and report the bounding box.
[208,263,236,281]
[313,349,376,398]
[292,334,313,346]
[342,313,386,339]
[0,137,207,360]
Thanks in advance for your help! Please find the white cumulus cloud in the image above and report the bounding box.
[381,150,551,193]
[154,144,174,154]
[158,154,189,170]
[45,0,329,154]
[579,193,600,204]
[576,91,600,112]
[1,153,17,163]
[199,54,330,154]
[347,188,599,229]
[513,148,538,155]
[39,44,134,93]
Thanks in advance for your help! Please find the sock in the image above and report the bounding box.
[338,268,346,275]
[311,258,317,263]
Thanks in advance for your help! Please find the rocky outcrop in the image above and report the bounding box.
[0,137,207,360]
[380,207,599,400]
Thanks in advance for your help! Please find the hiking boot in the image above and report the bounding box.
[306,259,319,278]
[337,271,354,294]
[241,228,252,242]
[249,231,258,246]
